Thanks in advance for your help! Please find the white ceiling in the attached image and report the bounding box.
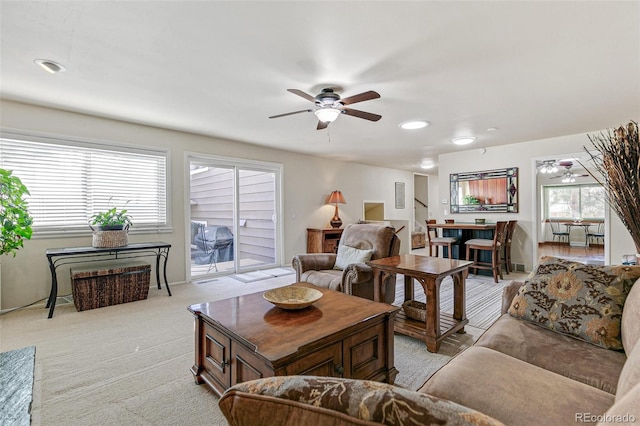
[1,1,638,173]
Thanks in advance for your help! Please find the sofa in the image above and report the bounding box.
[218,257,640,425]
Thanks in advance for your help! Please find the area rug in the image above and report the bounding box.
[232,267,295,283]
[393,275,510,330]
[0,345,36,426]
[393,330,479,390]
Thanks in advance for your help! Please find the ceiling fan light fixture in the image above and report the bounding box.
[400,120,429,130]
[34,59,66,74]
[314,107,341,123]
[451,136,476,145]
[539,163,558,174]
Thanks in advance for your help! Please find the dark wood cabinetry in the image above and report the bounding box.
[189,284,398,396]
[307,228,344,253]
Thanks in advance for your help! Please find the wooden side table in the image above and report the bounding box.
[306,228,343,253]
[367,254,473,352]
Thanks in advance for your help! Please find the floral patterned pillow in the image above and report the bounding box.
[508,256,640,350]
[219,376,505,426]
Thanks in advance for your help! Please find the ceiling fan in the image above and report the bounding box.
[269,88,382,130]
[549,161,589,182]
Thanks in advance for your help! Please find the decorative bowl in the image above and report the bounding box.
[475,218,486,224]
[263,286,323,310]
[445,219,455,224]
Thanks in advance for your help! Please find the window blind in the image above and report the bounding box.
[0,135,168,233]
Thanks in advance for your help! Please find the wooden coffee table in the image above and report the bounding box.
[188,283,399,396]
[367,254,473,353]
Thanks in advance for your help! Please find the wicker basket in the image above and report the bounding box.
[71,261,150,311]
[92,230,128,248]
[402,300,427,322]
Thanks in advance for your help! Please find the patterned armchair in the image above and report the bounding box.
[291,224,400,304]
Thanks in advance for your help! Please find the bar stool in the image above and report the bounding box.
[502,220,518,274]
[426,220,458,258]
[465,221,508,283]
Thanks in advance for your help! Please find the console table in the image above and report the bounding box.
[306,228,343,253]
[45,242,171,318]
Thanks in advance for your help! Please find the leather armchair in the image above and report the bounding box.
[292,224,400,303]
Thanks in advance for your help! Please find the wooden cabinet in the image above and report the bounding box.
[189,285,398,396]
[192,313,393,395]
[307,228,344,253]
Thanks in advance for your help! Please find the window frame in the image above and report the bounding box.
[543,183,605,221]
[0,129,172,238]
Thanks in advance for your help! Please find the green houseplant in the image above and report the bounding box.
[89,205,133,231]
[0,168,33,256]
[586,120,640,252]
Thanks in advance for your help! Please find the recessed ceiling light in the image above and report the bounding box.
[487,127,499,132]
[451,136,476,145]
[420,159,436,169]
[34,59,66,74]
[399,120,429,130]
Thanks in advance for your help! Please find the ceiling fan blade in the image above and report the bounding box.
[317,120,329,130]
[339,90,380,105]
[342,107,382,122]
[269,109,312,119]
[287,89,316,103]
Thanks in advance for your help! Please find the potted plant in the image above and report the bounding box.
[89,206,133,231]
[0,168,33,256]
[89,202,132,248]
[585,120,640,252]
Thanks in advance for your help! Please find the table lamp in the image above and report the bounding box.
[327,190,346,228]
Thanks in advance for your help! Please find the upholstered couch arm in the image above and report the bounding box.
[501,281,524,314]
[343,263,373,284]
[292,254,337,280]
[341,263,374,298]
[218,376,505,426]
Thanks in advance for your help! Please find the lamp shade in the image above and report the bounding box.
[327,190,346,205]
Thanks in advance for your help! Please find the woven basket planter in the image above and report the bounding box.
[92,230,128,248]
[402,300,427,322]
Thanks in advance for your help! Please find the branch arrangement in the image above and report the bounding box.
[586,121,640,252]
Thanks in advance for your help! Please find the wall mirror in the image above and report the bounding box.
[450,167,518,213]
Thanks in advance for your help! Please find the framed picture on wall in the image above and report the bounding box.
[395,182,405,209]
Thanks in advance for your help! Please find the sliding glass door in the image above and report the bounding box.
[188,155,281,280]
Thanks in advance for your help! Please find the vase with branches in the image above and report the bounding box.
[585,121,640,252]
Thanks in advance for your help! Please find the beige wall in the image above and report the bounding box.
[0,100,415,310]
[435,134,635,271]
[2,99,636,310]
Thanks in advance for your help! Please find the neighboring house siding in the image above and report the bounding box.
[191,167,275,264]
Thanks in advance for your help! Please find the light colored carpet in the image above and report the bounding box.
[0,271,524,425]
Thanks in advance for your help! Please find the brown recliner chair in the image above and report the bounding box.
[291,224,400,304]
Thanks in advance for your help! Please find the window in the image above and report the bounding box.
[544,184,605,220]
[0,132,169,234]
